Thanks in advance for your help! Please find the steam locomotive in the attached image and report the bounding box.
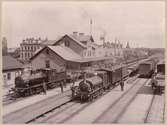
[71,64,130,102]
[14,68,66,97]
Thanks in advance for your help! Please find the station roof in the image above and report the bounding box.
[73,56,114,63]
[53,35,87,49]
[157,60,165,65]
[48,46,82,61]
[41,40,57,46]
[70,34,94,43]
[3,55,23,71]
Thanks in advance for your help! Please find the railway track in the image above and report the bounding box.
[94,78,150,123]
[3,90,72,123]
[26,75,139,123]
[25,75,138,123]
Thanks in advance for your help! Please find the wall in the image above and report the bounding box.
[3,70,22,88]
[66,61,81,70]
[56,36,85,56]
[30,48,66,72]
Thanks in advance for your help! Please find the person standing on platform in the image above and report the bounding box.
[71,79,75,97]
[120,79,124,91]
[64,79,67,88]
[43,81,47,95]
[60,82,64,93]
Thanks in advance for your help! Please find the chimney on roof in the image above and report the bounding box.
[73,32,78,38]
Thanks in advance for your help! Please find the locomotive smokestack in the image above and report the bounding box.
[83,72,86,81]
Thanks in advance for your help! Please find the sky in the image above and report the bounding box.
[1,1,165,48]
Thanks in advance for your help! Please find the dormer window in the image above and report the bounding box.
[65,41,70,47]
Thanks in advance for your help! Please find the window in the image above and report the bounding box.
[28,53,29,58]
[22,53,24,58]
[25,53,27,58]
[45,60,50,68]
[7,73,11,80]
[65,41,70,47]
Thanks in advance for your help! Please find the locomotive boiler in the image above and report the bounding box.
[73,71,107,101]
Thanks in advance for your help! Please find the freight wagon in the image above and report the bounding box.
[138,60,156,78]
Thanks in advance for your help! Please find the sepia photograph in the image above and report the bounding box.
[1,0,165,124]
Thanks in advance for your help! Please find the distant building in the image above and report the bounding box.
[2,37,8,56]
[19,38,44,62]
[3,56,23,88]
[95,41,123,57]
[19,37,60,62]
[126,42,130,48]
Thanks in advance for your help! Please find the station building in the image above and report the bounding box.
[30,32,114,72]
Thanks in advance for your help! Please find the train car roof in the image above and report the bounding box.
[140,61,153,65]
[97,64,124,72]
[157,60,165,65]
[97,68,112,72]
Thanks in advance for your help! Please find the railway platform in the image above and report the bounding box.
[3,80,82,123]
